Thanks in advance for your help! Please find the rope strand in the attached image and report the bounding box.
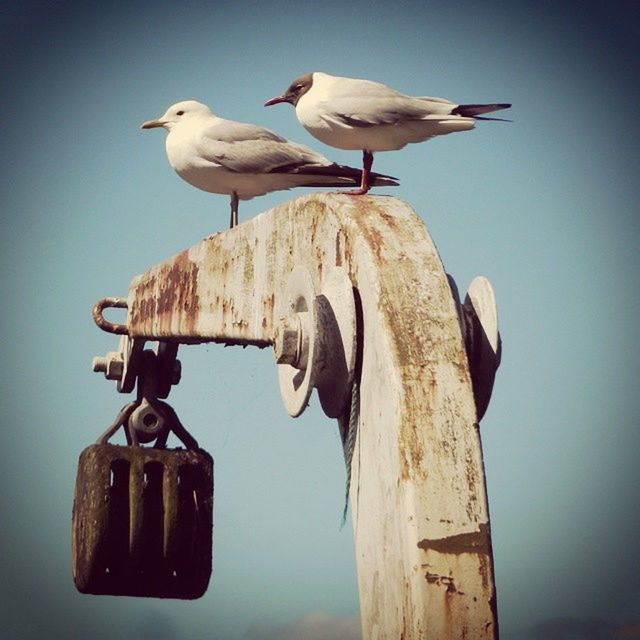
[341,378,360,527]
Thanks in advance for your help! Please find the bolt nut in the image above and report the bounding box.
[274,315,301,366]
[92,351,124,381]
[273,313,309,369]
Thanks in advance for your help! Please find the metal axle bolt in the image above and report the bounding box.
[92,351,124,381]
[273,313,309,369]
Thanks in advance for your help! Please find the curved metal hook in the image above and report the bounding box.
[93,297,128,335]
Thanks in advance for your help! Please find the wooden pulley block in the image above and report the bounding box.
[72,443,213,599]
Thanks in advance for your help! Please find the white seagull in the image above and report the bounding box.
[265,72,511,195]
[141,100,399,227]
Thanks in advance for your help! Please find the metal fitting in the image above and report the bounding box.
[273,312,309,369]
[273,266,356,419]
[129,400,166,443]
[92,297,128,335]
[92,351,124,381]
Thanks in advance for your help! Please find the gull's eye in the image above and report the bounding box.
[176,110,185,116]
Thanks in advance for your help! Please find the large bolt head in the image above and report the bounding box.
[273,315,302,366]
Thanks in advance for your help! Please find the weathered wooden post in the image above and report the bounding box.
[87,193,500,638]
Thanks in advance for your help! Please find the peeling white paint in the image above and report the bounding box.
[126,193,498,639]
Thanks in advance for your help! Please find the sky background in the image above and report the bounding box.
[1,1,639,639]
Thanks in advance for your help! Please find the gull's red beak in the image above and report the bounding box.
[264,94,290,107]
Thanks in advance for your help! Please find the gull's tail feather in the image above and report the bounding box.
[338,164,399,188]
[369,173,399,187]
[273,163,399,188]
[452,103,512,121]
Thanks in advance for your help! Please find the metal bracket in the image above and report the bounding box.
[273,266,356,418]
[92,296,181,396]
[91,297,188,446]
[95,348,196,450]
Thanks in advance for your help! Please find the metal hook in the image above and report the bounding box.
[93,297,128,335]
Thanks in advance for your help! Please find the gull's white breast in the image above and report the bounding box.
[165,123,244,197]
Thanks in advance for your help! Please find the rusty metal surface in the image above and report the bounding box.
[93,297,128,335]
[124,193,498,637]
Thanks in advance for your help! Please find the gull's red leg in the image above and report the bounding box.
[341,150,373,196]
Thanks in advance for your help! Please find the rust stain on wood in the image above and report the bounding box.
[158,252,200,335]
[418,523,490,556]
[129,250,200,336]
[119,193,496,637]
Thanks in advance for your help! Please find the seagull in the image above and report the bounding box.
[265,72,511,195]
[141,100,399,227]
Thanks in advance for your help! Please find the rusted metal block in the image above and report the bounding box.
[72,443,213,599]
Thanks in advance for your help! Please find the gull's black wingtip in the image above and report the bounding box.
[452,103,512,118]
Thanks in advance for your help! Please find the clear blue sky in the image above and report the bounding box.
[1,2,639,639]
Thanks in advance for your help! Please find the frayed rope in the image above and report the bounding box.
[341,378,360,528]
